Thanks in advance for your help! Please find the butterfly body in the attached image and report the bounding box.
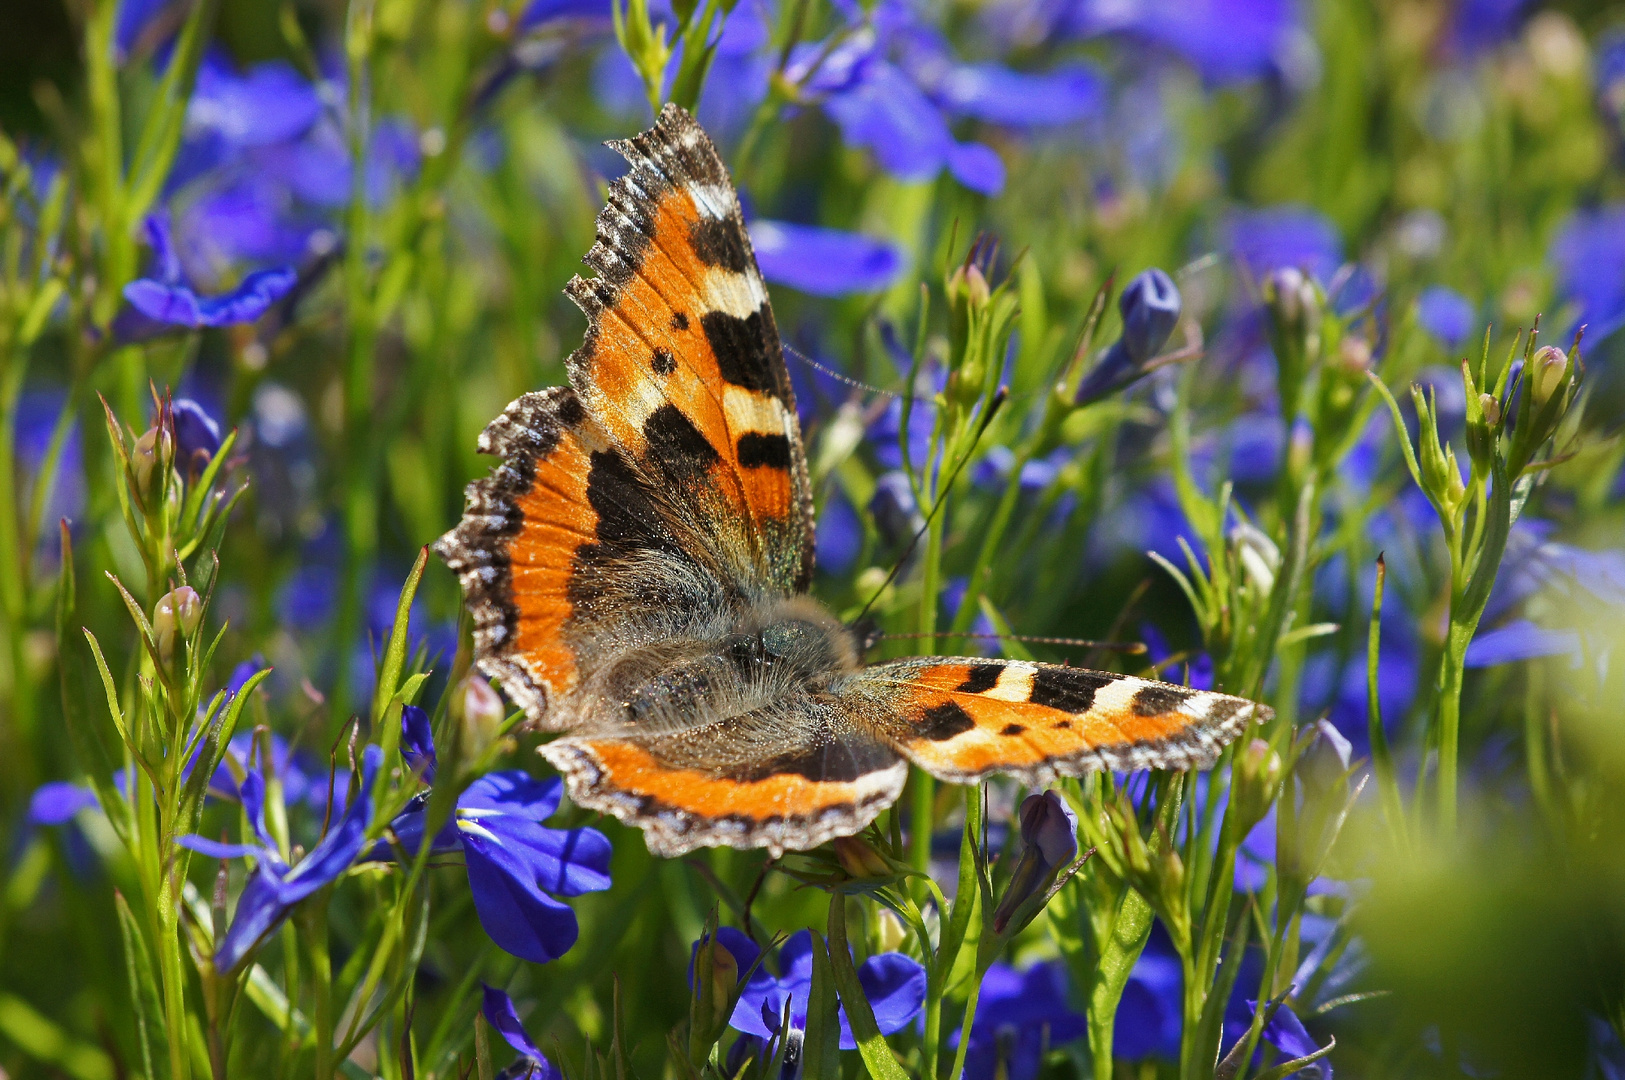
[438,104,1267,858]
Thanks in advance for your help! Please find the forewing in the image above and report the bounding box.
[564,103,815,594]
[849,657,1264,785]
[541,698,907,857]
[435,388,717,727]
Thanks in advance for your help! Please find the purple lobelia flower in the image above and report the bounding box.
[1076,267,1182,405]
[1550,204,1625,342]
[28,782,101,826]
[952,961,1087,1080]
[481,984,565,1080]
[115,214,295,340]
[1416,286,1477,350]
[1226,206,1342,285]
[372,706,613,963]
[172,397,222,473]
[749,220,905,297]
[180,745,382,971]
[720,929,926,1050]
[815,489,863,577]
[1244,998,1332,1078]
[1057,0,1305,85]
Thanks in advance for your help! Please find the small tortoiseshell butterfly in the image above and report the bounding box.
[436,105,1267,857]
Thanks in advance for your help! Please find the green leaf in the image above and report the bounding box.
[802,932,842,1080]
[114,891,162,1080]
[1254,1036,1335,1080]
[176,668,272,845]
[0,994,113,1080]
[375,547,430,759]
[825,894,909,1080]
[55,524,122,824]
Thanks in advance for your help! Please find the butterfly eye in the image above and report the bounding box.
[759,620,814,659]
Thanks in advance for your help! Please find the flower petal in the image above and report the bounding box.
[1465,620,1582,668]
[28,782,98,826]
[749,220,904,297]
[848,952,927,1043]
[462,835,581,963]
[457,772,612,896]
[937,62,1106,127]
[400,703,437,782]
[481,983,560,1077]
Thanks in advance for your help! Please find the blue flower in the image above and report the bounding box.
[1062,0,1306,85]
[1226,206,1342,285]
[1550,205,1625,342]
[1465,619,1582,668]
[812,56,1007,195]
[1416,286,1477,350]
[749,220,905,297]
[116,215,295,339]
[1138,624,1214,692]
[173,397,222,471]
[1245,999,1332,1078]
[724,929,926,1049]
[1116,929,1182,1060]
[952,961,1086,1080]
[1076,267,1182,405]
[372,710,613,964]
[1445,0,1532,58]
[934,62,1107,127]
[816,488,863,577]
[180,745,383,971]
[481,984,564,1080]
[28,781,100,826]
[184,51,322,161]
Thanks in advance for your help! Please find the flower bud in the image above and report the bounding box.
[1530,345,1569,408]
[1336,334,1373,376]
[153,586,201,665]
[450,674,505,759]
[1230,522,1281,594]
[1231,738,1283,835]
[1478,392,1502,427]
[1119,268,1181,364]
[172,398,222,477]
[132,424,172,497]
[1262,267,1320,337]
[833,835,894,881]
[991,790,1080,934]
[1075,267,1181,405]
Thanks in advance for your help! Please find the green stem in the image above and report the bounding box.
[1087,887,1154,1080]
[157,821,193,1080]
[1435,618,1472,835]
[307,905,334,1080]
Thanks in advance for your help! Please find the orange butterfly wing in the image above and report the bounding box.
[848,658,1267,786]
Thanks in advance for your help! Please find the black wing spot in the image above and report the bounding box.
[1029,667,1121,714]
[701,309,779,396]
[1132,684,1193,717]
[999,723,1026,737]
[918,702,975,741]
[737,432,791,470]
[652,347,677,375]
[956,664,1004,694]
[670,311,690,331]
[556,393,587,428]
[643,403,720,483]
[689,216,750,273]
[1053,720,1072,730]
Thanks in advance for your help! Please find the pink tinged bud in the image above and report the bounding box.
[1530,345,1569,407]
[153,586,202,664]
[1479,393,1502,426]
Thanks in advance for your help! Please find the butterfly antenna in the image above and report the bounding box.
[879,631,1147,654]
[850,387,1008,628]
[783,343,899,397]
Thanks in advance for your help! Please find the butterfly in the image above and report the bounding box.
[435,104,1268,858]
